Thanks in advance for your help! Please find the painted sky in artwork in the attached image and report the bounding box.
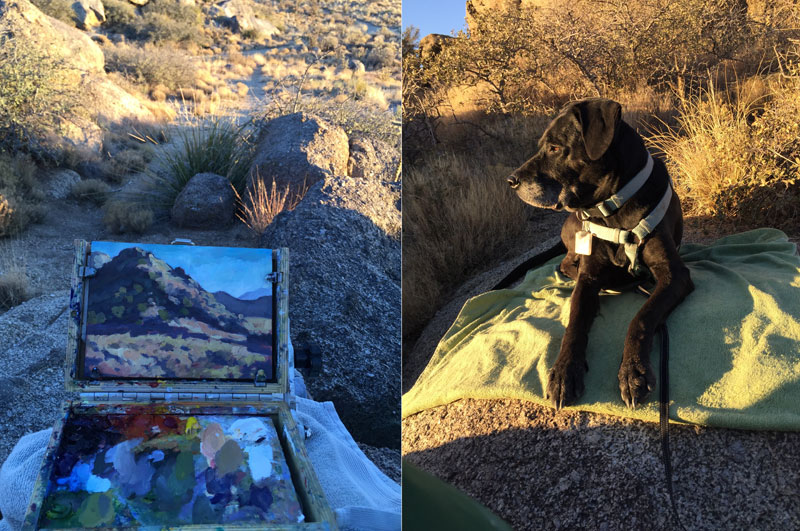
[91,242,272,299]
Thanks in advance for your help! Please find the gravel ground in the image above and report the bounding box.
[403,398,800,531]
[403,214,800,530]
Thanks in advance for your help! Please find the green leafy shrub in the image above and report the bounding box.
[103,201,154,233]
[70,179,111,205]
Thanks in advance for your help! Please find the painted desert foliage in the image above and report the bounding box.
[84,247,273,380]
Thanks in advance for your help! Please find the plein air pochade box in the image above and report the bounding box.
[22,240,337,530]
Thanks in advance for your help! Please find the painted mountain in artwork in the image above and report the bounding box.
[84,247,273,380]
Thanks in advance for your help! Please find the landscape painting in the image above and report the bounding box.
[38,412,304,527]
[83,242,274,381]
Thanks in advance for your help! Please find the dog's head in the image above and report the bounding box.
[508,98,624,211]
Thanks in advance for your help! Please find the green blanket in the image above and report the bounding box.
[403,229,800,430]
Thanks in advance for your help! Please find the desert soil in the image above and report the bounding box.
[402,210,800,530]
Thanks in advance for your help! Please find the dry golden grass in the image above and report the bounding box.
[649,69,800,229]
[403,148,535,343]
[235,176,295,235]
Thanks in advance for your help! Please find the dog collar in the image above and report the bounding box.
[579,153,654,219]
[579,181,673,275]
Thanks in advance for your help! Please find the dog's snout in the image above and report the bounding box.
[507,175,520,189]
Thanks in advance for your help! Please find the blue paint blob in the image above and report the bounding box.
[248,486,273,512]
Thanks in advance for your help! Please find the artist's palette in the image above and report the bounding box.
[23,241,337,530]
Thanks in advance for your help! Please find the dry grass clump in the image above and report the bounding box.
[70,179,110,205]
[650,69,800,229]
[103,201,154,234]
[0,266,29,310]
[0,153,47,236]
[235,176,303,235]
[403,149,533,342]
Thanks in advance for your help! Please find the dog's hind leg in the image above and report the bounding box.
[619,236,694,408]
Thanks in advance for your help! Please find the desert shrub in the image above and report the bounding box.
[0,153,41,201]
[651,70,800,229]
[140,0,205,45]
[139,119,255,213]
[104,0,138,27]
[103,201,154,233]
[104,43,197,90]
[0,153,47,236]
[104,0,205,46]
[364,43,398,71]
[70,179,111,205]
[103,148,151,183]
[0,267,30,310]
[0,28,79,156]
[29,0,75,25]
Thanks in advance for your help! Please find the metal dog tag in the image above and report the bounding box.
[575,230,593,255]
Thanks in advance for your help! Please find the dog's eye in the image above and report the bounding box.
[549,145,561,153]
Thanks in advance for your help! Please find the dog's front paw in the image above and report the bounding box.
[546,358,588,410]
[618,357,655,408]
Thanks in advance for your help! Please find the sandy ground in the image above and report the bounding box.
[402,210,800,530]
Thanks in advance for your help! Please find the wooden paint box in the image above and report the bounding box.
[22,240,337,530]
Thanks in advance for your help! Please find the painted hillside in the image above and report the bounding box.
[84,247,273,381]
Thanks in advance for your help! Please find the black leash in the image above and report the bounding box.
[637,286,686,531]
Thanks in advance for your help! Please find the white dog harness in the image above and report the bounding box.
[575,153,673,276]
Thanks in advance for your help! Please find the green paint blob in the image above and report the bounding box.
[77,493,115,527]
[215,439,243,476]
[111,306,124,318]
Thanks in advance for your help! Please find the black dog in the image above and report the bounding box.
[507,98,694,409]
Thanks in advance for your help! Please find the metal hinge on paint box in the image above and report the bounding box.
[23,240,336,530]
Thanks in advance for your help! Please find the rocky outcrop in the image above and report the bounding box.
[41,169,81,200]
[71,0,105,29]
[347,136,399,181]
[418,33,454,63]
[0,0,156,159]
[208,0,279,36]
[261,175,401,448]
[0,291,75,466]
[250,113,350,196]
[171,173,236,229]
[0,0,104,74]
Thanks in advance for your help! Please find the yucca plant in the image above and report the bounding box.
[137,117,256,216]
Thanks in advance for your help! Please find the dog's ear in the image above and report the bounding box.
[574,99,622,161]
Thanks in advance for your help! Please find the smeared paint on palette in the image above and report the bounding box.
[39,413,303,527]
[83,242,273,381]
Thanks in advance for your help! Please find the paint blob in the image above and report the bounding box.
[39,412,303,528]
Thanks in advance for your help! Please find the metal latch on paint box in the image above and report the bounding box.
[265,272,282,283]
[78,266,97,278]
[254,369,268,387]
